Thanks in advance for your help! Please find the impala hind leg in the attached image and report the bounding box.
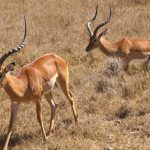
[3,102,19,150]
[57,76,78,124]
[45,92,57,136]
[142,56,150,72]
[35,99,47,141]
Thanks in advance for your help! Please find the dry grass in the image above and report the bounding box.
[0,0,150,149]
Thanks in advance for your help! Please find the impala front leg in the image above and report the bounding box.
[45,92,58,137]
[35,99,48,141]
[3,102,19,150]
[122,56,131,72]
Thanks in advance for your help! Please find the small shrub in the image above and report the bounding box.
[96,80,108,93]
[115,106,131,119]
[103,57,123,77]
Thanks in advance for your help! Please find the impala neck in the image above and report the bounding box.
[99,37,120,56]
[2,73,27,98]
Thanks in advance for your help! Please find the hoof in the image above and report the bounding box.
[44,135,49,142]
[75,115,79,124]
[46,130,54,138]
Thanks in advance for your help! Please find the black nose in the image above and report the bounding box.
[85,47,90,52]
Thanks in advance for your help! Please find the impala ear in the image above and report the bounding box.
[6,62,16,71]
[98,28,108,39]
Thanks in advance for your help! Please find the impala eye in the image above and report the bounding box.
[0,73,2,78]
[93,39,97,42]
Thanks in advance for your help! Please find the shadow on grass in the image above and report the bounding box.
[0,132,39,149]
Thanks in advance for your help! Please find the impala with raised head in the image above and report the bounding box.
[1,18,78,150]
[86,5,150,71]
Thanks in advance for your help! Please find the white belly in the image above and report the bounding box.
[142,52,150,55]
[44,73,58,94]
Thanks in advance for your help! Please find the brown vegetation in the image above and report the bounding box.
[0,0,150,149]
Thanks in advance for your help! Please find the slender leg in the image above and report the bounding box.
[45,92,57,136]
[122,56,131,73]
[58,76,78,124]
[142,56,150,72]
[35,99,47,141]
[3,102,19,150]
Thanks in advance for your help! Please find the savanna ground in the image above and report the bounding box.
[0,0,150,149]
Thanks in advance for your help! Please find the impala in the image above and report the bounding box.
[0,18,78,150]
[86,5,150,71]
